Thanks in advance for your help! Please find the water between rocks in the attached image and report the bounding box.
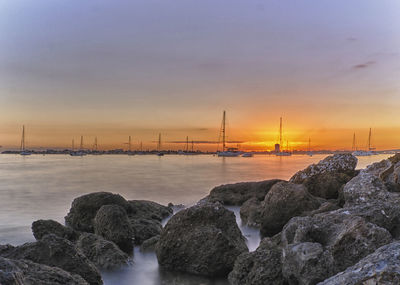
[0,154,390,284]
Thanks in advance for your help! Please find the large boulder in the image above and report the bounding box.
[156,202,248,277]
[94,205,134,253]
[128,200,172,221]
[0,234,102,285]
[260,182,322,237]
[240,197,263,226]
[281,212,392,284]
[129,218,162,245]
[32,219,80,241]
[76,233,129,270]
[228,237,287,285]
[206,179,282,205]
[0,257,88,285]
[290,154,358,199]
[140,235,160,252]
[65,192,132,232]
[318,241,400,285]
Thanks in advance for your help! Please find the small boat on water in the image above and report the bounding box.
[157,152,164,156]
[216,111,241,157]
[69,137,86,156]
[70,151,86,157]
[275,117,292,157]
[20,125,31,156]
[352,128,377,157]
[241,152,254,157]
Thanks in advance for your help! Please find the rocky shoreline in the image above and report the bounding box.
[2,153,400,284]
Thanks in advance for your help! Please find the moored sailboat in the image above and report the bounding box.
[217,111,240,157]
[20,125,31,156]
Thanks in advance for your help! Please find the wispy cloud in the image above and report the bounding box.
[352,61,375,70]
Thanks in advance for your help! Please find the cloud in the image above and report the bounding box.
[352,61,375,70]
[346,37,357,42]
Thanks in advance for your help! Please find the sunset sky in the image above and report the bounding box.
[1,0,400,151]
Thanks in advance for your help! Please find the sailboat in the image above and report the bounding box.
[20,125,31,156]
[70,136,86,156]
[307,137,313,156]
[128,136,135,156]
[157,133,164,156]
[275,118,292,156]
[352,128,375,156]
[217,111,240,157]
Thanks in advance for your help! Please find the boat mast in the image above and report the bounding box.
[352,132,356,152]
[80,136,83,151]
[368,128,372,151]
[222,111,226,151]
[192,140,194,152]
[186,136,189,152]
[20,125,25,151]
[140,141,143,152]
[158,133,162,151]
[128,136,131,152]
[72,138,75,151]
[94,137,98,151]
[279,117,283,148]
[308,137,311,152]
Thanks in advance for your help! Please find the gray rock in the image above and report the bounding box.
[140,235,160,252]
[128,200,172,221]
[94,205,134,253]
[129,218,162,245]
[76,233,129,270]
[65,192,132,233]
[32,219,79,241]
[0,256,89,285]
[0,234,102,285]
[228,237,287,285]
[260,182,322,237]
[281,212,392,284]
[318,241,400,285]
[240,197,262,226]
[206,179,282,205]
[156,202,248,277]
[290,154,358,199]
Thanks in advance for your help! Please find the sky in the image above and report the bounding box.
[1,0,400,151]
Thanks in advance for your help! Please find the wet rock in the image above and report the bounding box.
[240,197,262,226]
[0,234,102,285]
[0,257,89,285]
[32,219,80,241]
[129,218,162,245]
[343,171,390,207]
[140,235,160,252]
[317,241,400,285]
[128,200,172,221]
[156,202,248,277]
[65,192,131,232]
[76,233,129,270]
[94,205,134,253]
[206,179,282,205]
[290,154,358,199]
[281,212,392,284]
[228,237,287,285]
[260,182,322,237]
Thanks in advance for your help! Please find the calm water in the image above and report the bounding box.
[0,153,390,285]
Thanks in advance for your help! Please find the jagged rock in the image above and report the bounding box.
[129,218,162,245]
[140,235,160,252]
[228,237,287,285]
[206,179,282,205]
[0,234,102,285]
[343,171,391,207]
[281,212,392,284]
[0,257,89,285]
[156,202,248,277]
[65,192,132,232]
[260,182,322,237]
[76,233,129,270]
[94,205,134,253]
[318,241,400,285]
[308,202,340,216]
[128,200,172,221]
[290,154,358,199]
[363,154,400,193]
[240,197,262,226]
[32,219,80,241]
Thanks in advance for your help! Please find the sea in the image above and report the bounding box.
[0,153,391,285]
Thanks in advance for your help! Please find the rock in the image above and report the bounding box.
[129,218,162,245]
[32,219,80,241]
[343,171,390,207]
[128,200,172,221]
[290,154,358,199]
[206,179,282,205]
[281,212,392,284]
[0,257,89,285]
[317,241,400,285]
[76,233,129,270]
[228,237,287,285]
[65,192,132,232]
[240,197,263,226]
[156,202,248,277]
[140,235,160,252]
[0,234,102,285]
[94,205,134,253]
[260,182,322,237]
[308,202,340,216]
